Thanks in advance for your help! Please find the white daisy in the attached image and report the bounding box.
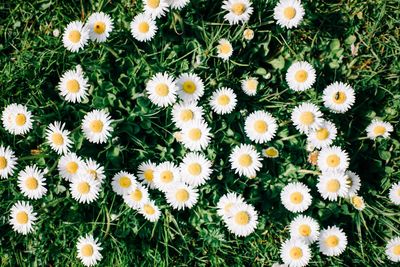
[317,146,349,173]
[137,160,157,189]
[111,171,137,196]
[0,145,18,179]
[130,13,157,42]
[87,12,114,42]
[45,121,73,155]
[274,0,305,29]
[307,120,337,149]
[245,110,278,144]
[345,170,361,197]
[180,152,212,187]
[9,201,37,235]
[389,182,400,205]
[217,192,245,219]
[317,171,349,201]
[243,28,254,41]
[176,73,205,103]
[210,87,237,115]
[366,119,393,140]
[70,174,101,204]
[351,195,366,211]
[262,147,279,158]
[81,109,113,144]
[322,82,356,113]
[58,153,85,181]
[290,215,320,245]
[225,203,258,237]
[280,182,312,213]
[291,102,323,134]
[386,236,400,262]
[280,239,311,267]
[2,103,33,135]
[318,226,348,256]
[181,120,211,151]
[17,165,47,200]
[139,200,161,222]
[216,39,233,60]
[123,184,149,209]
[229,144,262,178]
[153,161,181,192]
[166,182,199,210]
[167,0,190,10]
[143,0,169,18]
[58,65,89,103]
[286,61,316,92]
[146,72,178,107]
[62,21,89,52]
[171,102,204,129]
[84,158,106,184]
[76,234,103,267]
[241,77,258,96]
[222,0,253,25]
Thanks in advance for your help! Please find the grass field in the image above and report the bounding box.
[0,0,399,266]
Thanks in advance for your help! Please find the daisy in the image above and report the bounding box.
[146,72,178,107]
[351,195,365,211]
[137,160,157,189]
[86,12,114,42]
[262,147,279,158]
[280,239,311,267]
[222,0,253,25]
[229,144,262,178]
[143,0,169,18]
[210,87,237,115]
[70,174,101,204]
[225,203,258,237]
[317,171,349,201]
[58,65,89,103]
[280,182,312,213]
[17,165,47,200]
[286,61,316,92]
[291,102,323,134]
[322,82,355,113]
[243,28,254,41]
[171,102,204,129]
[139,200,161,222]
[389,182,400,205]
[62,21,89,52]
[216,39,233,60]
[290,215,320,245]
[130,13,157,42]
[176,73,205,103]
[0,145,18,179]
[181,120,211,151]
[167,0,190,10]
[111,171,137,196]
[217,192,245,219]
[307,120,337,149]
[9,201,37,235]
[166,182,199,210]
[366,119,393,140]
[2,103,33,135]
[81,109,113,144]
[180,152,212,187]
[244,110,278,143]
[345,170,361,197]
[317,146,349,173]
[58,153,85,181]
[45,121,73,155]
[84,158,106,184]
[274,0,305,29]
[386,236,400,262]
[318,226,348,256]
[153,161,181,192]
[241,77,258,96]
[76,234,103,266]
[123,184,149,209]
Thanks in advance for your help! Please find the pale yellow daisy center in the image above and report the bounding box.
[238,154,252,167]
[332,91,347,104]
[254,120,268,134]
[155,83,169,96]
[299,111,314,125]
[231,3,246,15]
[373,126,386,136]
[283,7,297,20]
[325,235,339,248]
[66,161,79,174]
[160,170,173,183]
[68,30,81,43]
[234,211,250,225]
[81,244,94,257]
[175,189,189,202]
[0,156,8,170]
[326,154,340,168]
[295,70,308,83]
[147,0,160,8]
[88,169,98,180]
[77,182,90,194]
[15,113,27,126]
[290,192,303,204]
[351,196,364,209]
[326,179,340,193]
[316,128,329,140]
[246,79,258,91]
[188,128,202,141]
[52,133,64,146]
[16,211,29,224]
[93,21,106,34]
[90,120,104,133]
[25,177,38,190]
[180,109,194,122]
[182,80,196,94]
[66,79,80,93]
[224,203,234,213]
[392,245,400,256]
[130,189,143,201]
[299,224,311,237]
[217,94,230,106]
[188,163,202,176]
[144,204,155,215]
[138,22,150,33]
[119,176,131,188]
[289,247,303,260]
[144,169,154,182]
[265,147,278,157]
[218,43,232,55]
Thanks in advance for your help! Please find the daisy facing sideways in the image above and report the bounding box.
[280,238,311,267]
[0,145,18,179]
[58,65,89,103]
[86,12,114,42]
[318,226,348,256]
[225,203,258,237]
[84,158,106,184]
[210,87,237,115]
[76,234,103,266]
[17,165,47,200]
[366,119,393,140]
[45,121,73,155]
[81,109,113,144]
[274,0,305,29]
[244,110,278,144]
[262,147,279,158]
[2,103,33,135]
[280,182,312,213]
[146,72,178,107]
[322,82,355,113]
[229,144,262,178]
[9,201,37,235]
[62,20,89,52]
[130,13,157,42]
[222,0,254,25]
[286,61,316,91]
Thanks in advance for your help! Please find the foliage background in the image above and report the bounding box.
[0,0,399,266]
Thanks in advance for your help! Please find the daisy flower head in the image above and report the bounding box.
[366,119,393,140]
[123,184,150,210]
[389,182,400,205]
[176,73,205,103]
[210,87,237,115]
[241,77,258,96]
[318,226,347,256]
[139,200,161,222]
[76,234,103,267]
[146,72,178,107]
[244,110,278,144]
[84,158,106,184]
[130,13,157,42]
[225,203,258,237]
[167,0,190,10]
[274,0,305,29]
[262,147,279,158]
[317,171,349,201]
[137,160,157,189]
[2,103,33,135]
[243,28,254,41]
[62,20,89,52]
[345,170,361,197]
[9,201,37,235]
[45,121,73,155]
[81,109,113,144]
[58,153,85,181]
[216,39,233,61]
[166,182,199,210]
[0,145,18,179]
[111,171,137,196]
[181,120,211,151]
[17,165,47,200]
[286,61,316,92]
[143,0,169,18]
[322,82,355,113]
[87,12,113,42]
[58,65,89,103]
[307,120,337,149]
[386,236,400,262]
[280,182,312,213]
[229,144,262,178]
[317,146,349,173]
[291,102,323,134]
[153,161,181,192]
[171,102,204,129]
[280,238,311,267]
[217,192,245,219]
[351,195,365,211]
[180,152,212,187]
[222,0,253,25]
[290,215,320,245]
[70,174,101,204]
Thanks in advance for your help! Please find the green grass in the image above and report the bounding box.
[0,0,399,266]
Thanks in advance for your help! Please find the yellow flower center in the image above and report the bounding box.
[175,189,189,202]
[188,128,202,141]
[265,147,278,157]
[217,94,230,106]
[218,43,232,55]
[66,79,80,93]
[325,235,339,248]
[290,192,303,204]
[147,0,160,8]
[143,204,155,215]
[234,211,250,225]
[16,211,29,224]
[238,154,252,167]
[316,128,329,140]
[52,133,64,145]
[326,154,340,168]
[25,177,38,190]
[15,113,27,126]
[138,22,150,33]
[130,189,143,201]
[224,203,233,213]
[283,7,297,19]
[326,179,340,192]
[119,176,131,188]
[68,30,81,43]
[81,244,94,257]
[160,170,173,183]
[299,112,314,125]
[188,163,202,176]
[0,156,7,169]
[77,182,90,194]
[90,120,104,133]
[231,3,246,15]
[144,169,154,182]
[246,79,258,91]
[182,80,196,94]
[88,169,98,179]
[289,247,303,260]
[66,161,79,174]
[373,126,386,136]
[155,83,169,96]
[295,70,308,83]
[351,196,364,209]
[93,21,106,34]
[332,91,347,104]
[299,224,311,236]
[180,109,194,122]
[393,245,400,256]
[254,120,268,134]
